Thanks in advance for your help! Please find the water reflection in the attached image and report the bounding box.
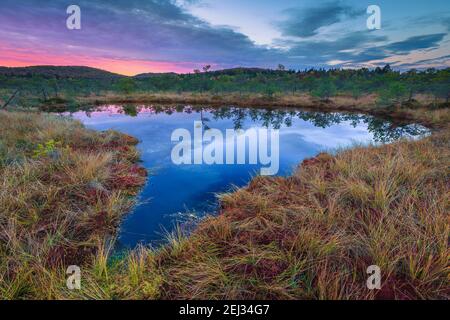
[78,104,428,143]
[68,104,429,247]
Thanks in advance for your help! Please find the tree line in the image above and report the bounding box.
[0,65,448,106]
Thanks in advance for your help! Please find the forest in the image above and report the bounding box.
[1,65,449,109]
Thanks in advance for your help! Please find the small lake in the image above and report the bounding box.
[69,105,428,248]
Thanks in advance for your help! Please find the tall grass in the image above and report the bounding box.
[0,108,448,300]
[150,128,448,299]
[0,111,147,299]
[63,121,448,300]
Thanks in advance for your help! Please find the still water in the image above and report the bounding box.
[69,105,427,248]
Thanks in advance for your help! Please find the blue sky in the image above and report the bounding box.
[0,0,449,74]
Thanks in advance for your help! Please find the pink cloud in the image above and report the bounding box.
[0,43,199,75]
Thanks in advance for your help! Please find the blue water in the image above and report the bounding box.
[70,105,427,248]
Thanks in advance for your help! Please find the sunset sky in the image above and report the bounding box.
[1,0,449,75]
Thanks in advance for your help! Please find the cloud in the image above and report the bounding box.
[280,30,388,66]
[443,17,450,31]
[280,30,448,68]
[174,0,205,7]
[0,0,285,68]
[383,33,447,54]
[0,0,448,72]
[392,54,450,70]
[277,1,364,38]
[408,14,450,32]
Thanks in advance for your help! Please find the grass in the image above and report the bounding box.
[0,111,147,299]
[74,91,437,111]
[0,104,448,300]
[148,129,448,299]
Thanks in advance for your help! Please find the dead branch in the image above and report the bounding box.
[1,89,20,109]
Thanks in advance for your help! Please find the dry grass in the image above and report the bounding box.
[0,111,147,299]
[78,91,444,108]
[145,127,449,300]
[79,91,370,109]
[1,106,448,300]
[59,109,449,300]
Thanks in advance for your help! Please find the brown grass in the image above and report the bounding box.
[79,91,371,109]
[0,111,146,299]
[58,108,449,300]
[1,105,448,300]
[146,128,449,299]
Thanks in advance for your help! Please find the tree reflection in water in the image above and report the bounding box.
[80,104,429,143]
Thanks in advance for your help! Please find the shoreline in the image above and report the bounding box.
[38,91,448,130]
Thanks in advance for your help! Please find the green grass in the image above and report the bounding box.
[0,106,448,300]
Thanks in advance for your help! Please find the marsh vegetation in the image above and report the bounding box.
[0,65,448,300]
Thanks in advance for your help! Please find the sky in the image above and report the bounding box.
[0,0,449,75]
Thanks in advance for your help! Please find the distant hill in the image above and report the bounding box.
[0,66,279,80]
[0,66,124,79]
